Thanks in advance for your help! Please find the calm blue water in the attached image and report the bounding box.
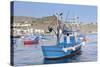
[13,34,97,66]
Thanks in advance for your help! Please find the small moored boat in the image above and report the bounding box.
[23,36,39,45]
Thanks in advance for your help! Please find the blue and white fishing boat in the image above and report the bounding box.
[42,12,86,59]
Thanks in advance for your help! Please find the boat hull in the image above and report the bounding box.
[24,40,39,45]
[42,45,81,59]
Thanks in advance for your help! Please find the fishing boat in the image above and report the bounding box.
[41,12,86,59]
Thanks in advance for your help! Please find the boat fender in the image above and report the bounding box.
[72,47,76,51]
[62,47,68,52]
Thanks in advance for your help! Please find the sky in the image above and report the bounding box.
[11,1,97,23]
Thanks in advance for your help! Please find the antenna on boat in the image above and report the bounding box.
[64,10,70,23]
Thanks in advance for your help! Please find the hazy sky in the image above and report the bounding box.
[11,1,97,23]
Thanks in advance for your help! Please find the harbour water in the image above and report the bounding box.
[13,33,97,66]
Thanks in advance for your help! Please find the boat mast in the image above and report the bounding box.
[47,12,63,45]
[56,13,62,45]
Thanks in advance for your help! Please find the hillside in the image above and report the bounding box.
[13,16,97,34]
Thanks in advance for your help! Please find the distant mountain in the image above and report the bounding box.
[13,15,57,23]
[13,16,37,23]
[12,16,97,34]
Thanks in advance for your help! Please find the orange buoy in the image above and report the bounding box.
[80,36,87,42]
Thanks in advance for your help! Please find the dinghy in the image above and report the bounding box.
[23,36,39,45]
